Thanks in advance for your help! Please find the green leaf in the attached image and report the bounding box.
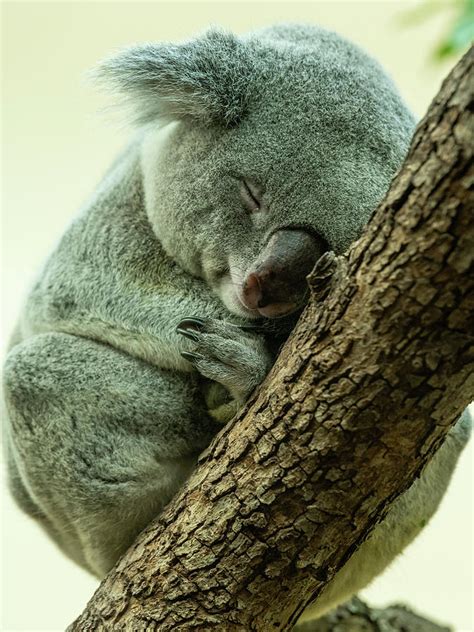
[435,2,474,58]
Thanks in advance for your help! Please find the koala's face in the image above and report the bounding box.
[98,25,415,319]
[142,118,330,319]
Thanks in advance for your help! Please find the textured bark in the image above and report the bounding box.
[294,598,450,632]
[70,48,473,631]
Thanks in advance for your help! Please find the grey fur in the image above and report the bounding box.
[2,24,470,619]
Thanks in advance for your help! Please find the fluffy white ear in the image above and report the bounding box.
[92,28,254,127]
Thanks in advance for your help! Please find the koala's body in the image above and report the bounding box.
[2,24,471,621]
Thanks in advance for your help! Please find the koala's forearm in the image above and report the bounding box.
[22,269,226,371]
[18,151,234,370]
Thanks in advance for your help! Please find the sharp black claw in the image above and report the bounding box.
[177,317,206,332]
[239,323,267,333]
[181,351,202,363]
[176,327,200,342]
[227,320,267,333]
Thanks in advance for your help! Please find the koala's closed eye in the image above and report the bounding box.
[240,179,263,213]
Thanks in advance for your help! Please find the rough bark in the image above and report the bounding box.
[70,47,473,631]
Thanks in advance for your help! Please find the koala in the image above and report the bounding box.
[2,24,471,622]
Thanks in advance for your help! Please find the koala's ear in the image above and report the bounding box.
[92,28,253,127]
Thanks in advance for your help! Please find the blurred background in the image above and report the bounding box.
[2,1,473,630]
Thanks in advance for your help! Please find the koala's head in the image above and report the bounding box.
[96,24,415,319]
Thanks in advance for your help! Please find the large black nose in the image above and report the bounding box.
[241,229,326,317]
[243,267,294,309]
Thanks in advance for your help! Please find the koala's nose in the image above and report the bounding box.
[241,229,327,317]
[242,272,263,307]
[243,268,287,309]
[242,264,302,316]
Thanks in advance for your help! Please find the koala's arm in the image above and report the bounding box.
[15,143,272,422]
[19,146,210,369]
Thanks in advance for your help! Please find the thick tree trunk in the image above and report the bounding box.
[70,48,473,631]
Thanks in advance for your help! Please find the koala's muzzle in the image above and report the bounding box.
[242,228,324,318]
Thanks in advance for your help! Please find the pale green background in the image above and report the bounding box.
[1,1,473,630]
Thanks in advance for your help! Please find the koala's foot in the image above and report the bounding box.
[176,317,273,406]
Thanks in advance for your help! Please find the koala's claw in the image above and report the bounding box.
[176,328,199,342]
[180,350,203,362]
[176,317,273,403]
[178,317,265,335]
[176,318,205,342]
[177,317,206,331]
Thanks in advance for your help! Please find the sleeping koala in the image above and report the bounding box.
[2,24,471,622]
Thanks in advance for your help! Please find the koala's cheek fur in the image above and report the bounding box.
[142,121,250,281]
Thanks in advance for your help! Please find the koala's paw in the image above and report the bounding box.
[176,317,273,404]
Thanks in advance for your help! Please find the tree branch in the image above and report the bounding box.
[70,47,473,631]
[294,597,451,632]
